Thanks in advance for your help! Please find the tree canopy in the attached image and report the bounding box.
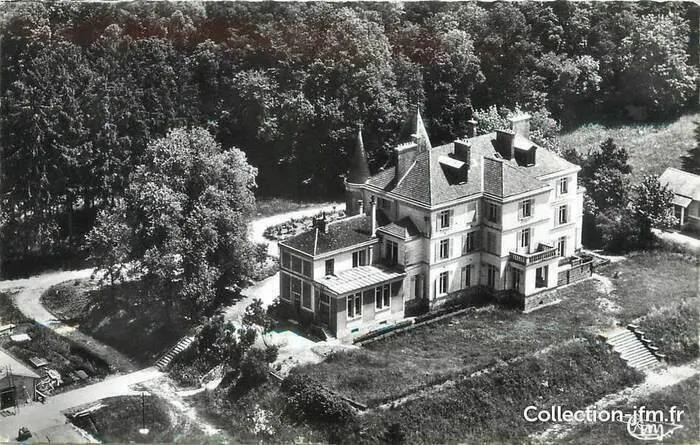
[1,2,697,268]
[87,127,258,314]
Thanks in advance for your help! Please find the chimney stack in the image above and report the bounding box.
[313,213,329,234]
[395,142,418,181]
[370,196,377,237]
[453,140,471,166]
[466,119,478,138]
[496,130,515,160]
[509,113,531,139]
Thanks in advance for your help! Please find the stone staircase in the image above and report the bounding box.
[605,325,665,373]
[155,335,195,370]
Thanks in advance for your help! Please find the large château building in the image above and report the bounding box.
[278,111,585,340]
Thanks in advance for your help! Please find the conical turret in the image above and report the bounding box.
[345,125,370,216]
[346,126,370,185]
[398,107,431,153]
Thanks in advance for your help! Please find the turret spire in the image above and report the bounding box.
[346,125,370,185]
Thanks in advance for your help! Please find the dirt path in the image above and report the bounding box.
[653,228,700,255]
[0,367,161,442]
[532,359,700,442]
[140,375,230,440]
[0,269,137,373]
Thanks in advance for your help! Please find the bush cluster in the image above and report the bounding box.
[281,373,356,425]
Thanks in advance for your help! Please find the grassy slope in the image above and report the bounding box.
[640,301,699,365]
[565,376,699,445]
[42,279,195,366]
[558,113,698,183]
[297,251,697,406]
[356,338,643,444]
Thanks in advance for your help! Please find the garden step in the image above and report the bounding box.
[607,335,640,347]
[631,359,660,370]
[155,336,196,370]
[605,330,661,373]
[607,331,636,342]
[628,353,658,365]
[607,331,640,343]
[619,346,654,358]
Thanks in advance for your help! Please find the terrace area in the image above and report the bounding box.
[510,242,558,266]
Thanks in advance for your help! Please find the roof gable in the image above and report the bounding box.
[0,348,40,379]
[660,168,700,200]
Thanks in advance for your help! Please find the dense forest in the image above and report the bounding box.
[1,2,698,269]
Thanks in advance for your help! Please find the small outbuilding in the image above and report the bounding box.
[659,167,700,231]
[0,348,40,409]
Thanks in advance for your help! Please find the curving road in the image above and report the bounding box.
[0,201,343,440]
[0,269,138,373]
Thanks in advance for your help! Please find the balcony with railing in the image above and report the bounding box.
[509,243,558,267]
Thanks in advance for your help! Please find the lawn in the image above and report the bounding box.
[42,279,196,367]
[296,251,697,407]
[596,251,698,323]
[68,395,212,443]
[351,337,643,444]
[564,376,699,445]
[558,112,698,183]
[296,279,612,407]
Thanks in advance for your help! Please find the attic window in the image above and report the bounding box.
[439,155,468,184]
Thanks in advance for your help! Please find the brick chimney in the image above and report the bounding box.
[509,113,531,139]
[466,119,478,138]
[496,130,515,160]
[395,142,418,181]
[453,140,471,166]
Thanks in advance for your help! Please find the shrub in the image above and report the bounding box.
[235,346,279,393]
[169,361,204,388]
[281,373,356,425]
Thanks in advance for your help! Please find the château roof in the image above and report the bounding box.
[366,132,578,207]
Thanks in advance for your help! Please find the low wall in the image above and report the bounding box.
[557,258,593,287]
[522,288,561,313]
